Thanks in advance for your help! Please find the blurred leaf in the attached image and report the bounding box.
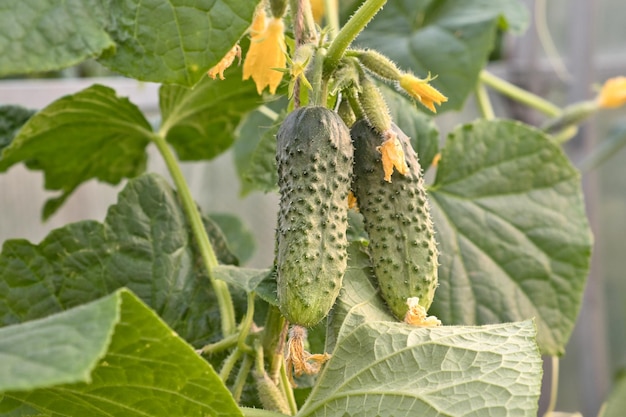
[429,119,592,355]
[0,173,234,347]
[602,371,626,417]
[233,100,287,196]
[355,0,529,111]
[302,319,542,417]
[209,213,256,264]
[0,85,152,219]
[0,289,243,417]
[579,123,626,173]
[202,215,240,266]
[159,65,262,161]
[0,106,35,153]
[346,210,368,244]
[99,0,259,86]
[379,83,439,169]
[0,0,114,76]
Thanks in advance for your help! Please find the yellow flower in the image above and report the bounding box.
[597,76,626,109]
[376,131,409,182]
[310,0,325,23]
[399,73,448,113]
[207,44,241,80]
[243,12,287,95]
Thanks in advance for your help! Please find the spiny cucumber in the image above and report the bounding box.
[351,120,438,320]
[275,106,353,327]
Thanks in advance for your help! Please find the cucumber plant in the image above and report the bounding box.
[2,0,620,416]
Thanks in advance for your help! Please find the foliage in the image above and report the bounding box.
[1,0,617,415]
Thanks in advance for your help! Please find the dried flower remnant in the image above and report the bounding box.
[207,44,241,80]
[285,325,331,386]
[403,297,441,327]
[399,73,448,113]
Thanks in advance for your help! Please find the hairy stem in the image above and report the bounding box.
[312,47,329,106]
[324,0,387,76]
[280,359,298,415]
[480,70,561,117]
[199,332,239,355]
[150,133,236,336]
[232,354,254,402]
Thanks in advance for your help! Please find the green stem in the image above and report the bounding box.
[543,356,560,417]
[232,353,254,402]
[475,81,495,120]
[237,292,257,354]
[324,0,387,77]
[150,133,236,336]
[312,47,329,106]
[240,407,288,417]
[219,348,243,382]
[324,0,340,40]
[199,332,239,355]
[480,70,561,117]
[280,360,298,415]
[261,305,286,372]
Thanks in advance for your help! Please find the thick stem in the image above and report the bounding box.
[474,81,495,120]
[290,0,318,46]
[150,133,236,336]
[312,47,329,106]
[480,70,561,117]
[324,0,387,77]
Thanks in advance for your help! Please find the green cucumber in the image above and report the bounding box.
[275,106,353,327]
[351,120,438,320]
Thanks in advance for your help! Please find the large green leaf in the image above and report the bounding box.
[325,242,393,353]
[0,85,152,219]
[0,173,229,346]
[0,0,114,76]
[355,0,529,110]
[99,0,259,86]
[429,119,592,355]
[159,65,262,161]
[0,289,243,417]
[303,318,542,416]
[0,106,35,153]
[209,213,256,264]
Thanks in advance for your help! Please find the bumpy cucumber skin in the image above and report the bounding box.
[276,106,353,327]
[351,120,438,320]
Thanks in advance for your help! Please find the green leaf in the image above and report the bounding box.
[99,0,259,86]
[202,215,240,266]
[0,289,243,417]
[325,242,393,353]
[602,371,626,417]
[209,213,256,264]
[0,0,114,76]
[213,265,272,294]
[0,106,35,153]
[0,174,228,346]
[0,291,118,392]
[302,319,542,417]
[233,100,287,196]
[159,65,262,161]
[379,83,439,169]
[429,119,592,355]
[0,85,152,219]
[355,0,529,110]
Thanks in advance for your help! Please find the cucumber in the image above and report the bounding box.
[351,120,438,320]
[275,106,353,327]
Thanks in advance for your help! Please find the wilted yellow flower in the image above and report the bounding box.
[207,44,241,80]
[399,73,448,113]
[404,297,441,327]
[376,131,409,182]
[597,76,626,109]
[243,13,287,95]
[285,325,331,387]
[348,190,357,210]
